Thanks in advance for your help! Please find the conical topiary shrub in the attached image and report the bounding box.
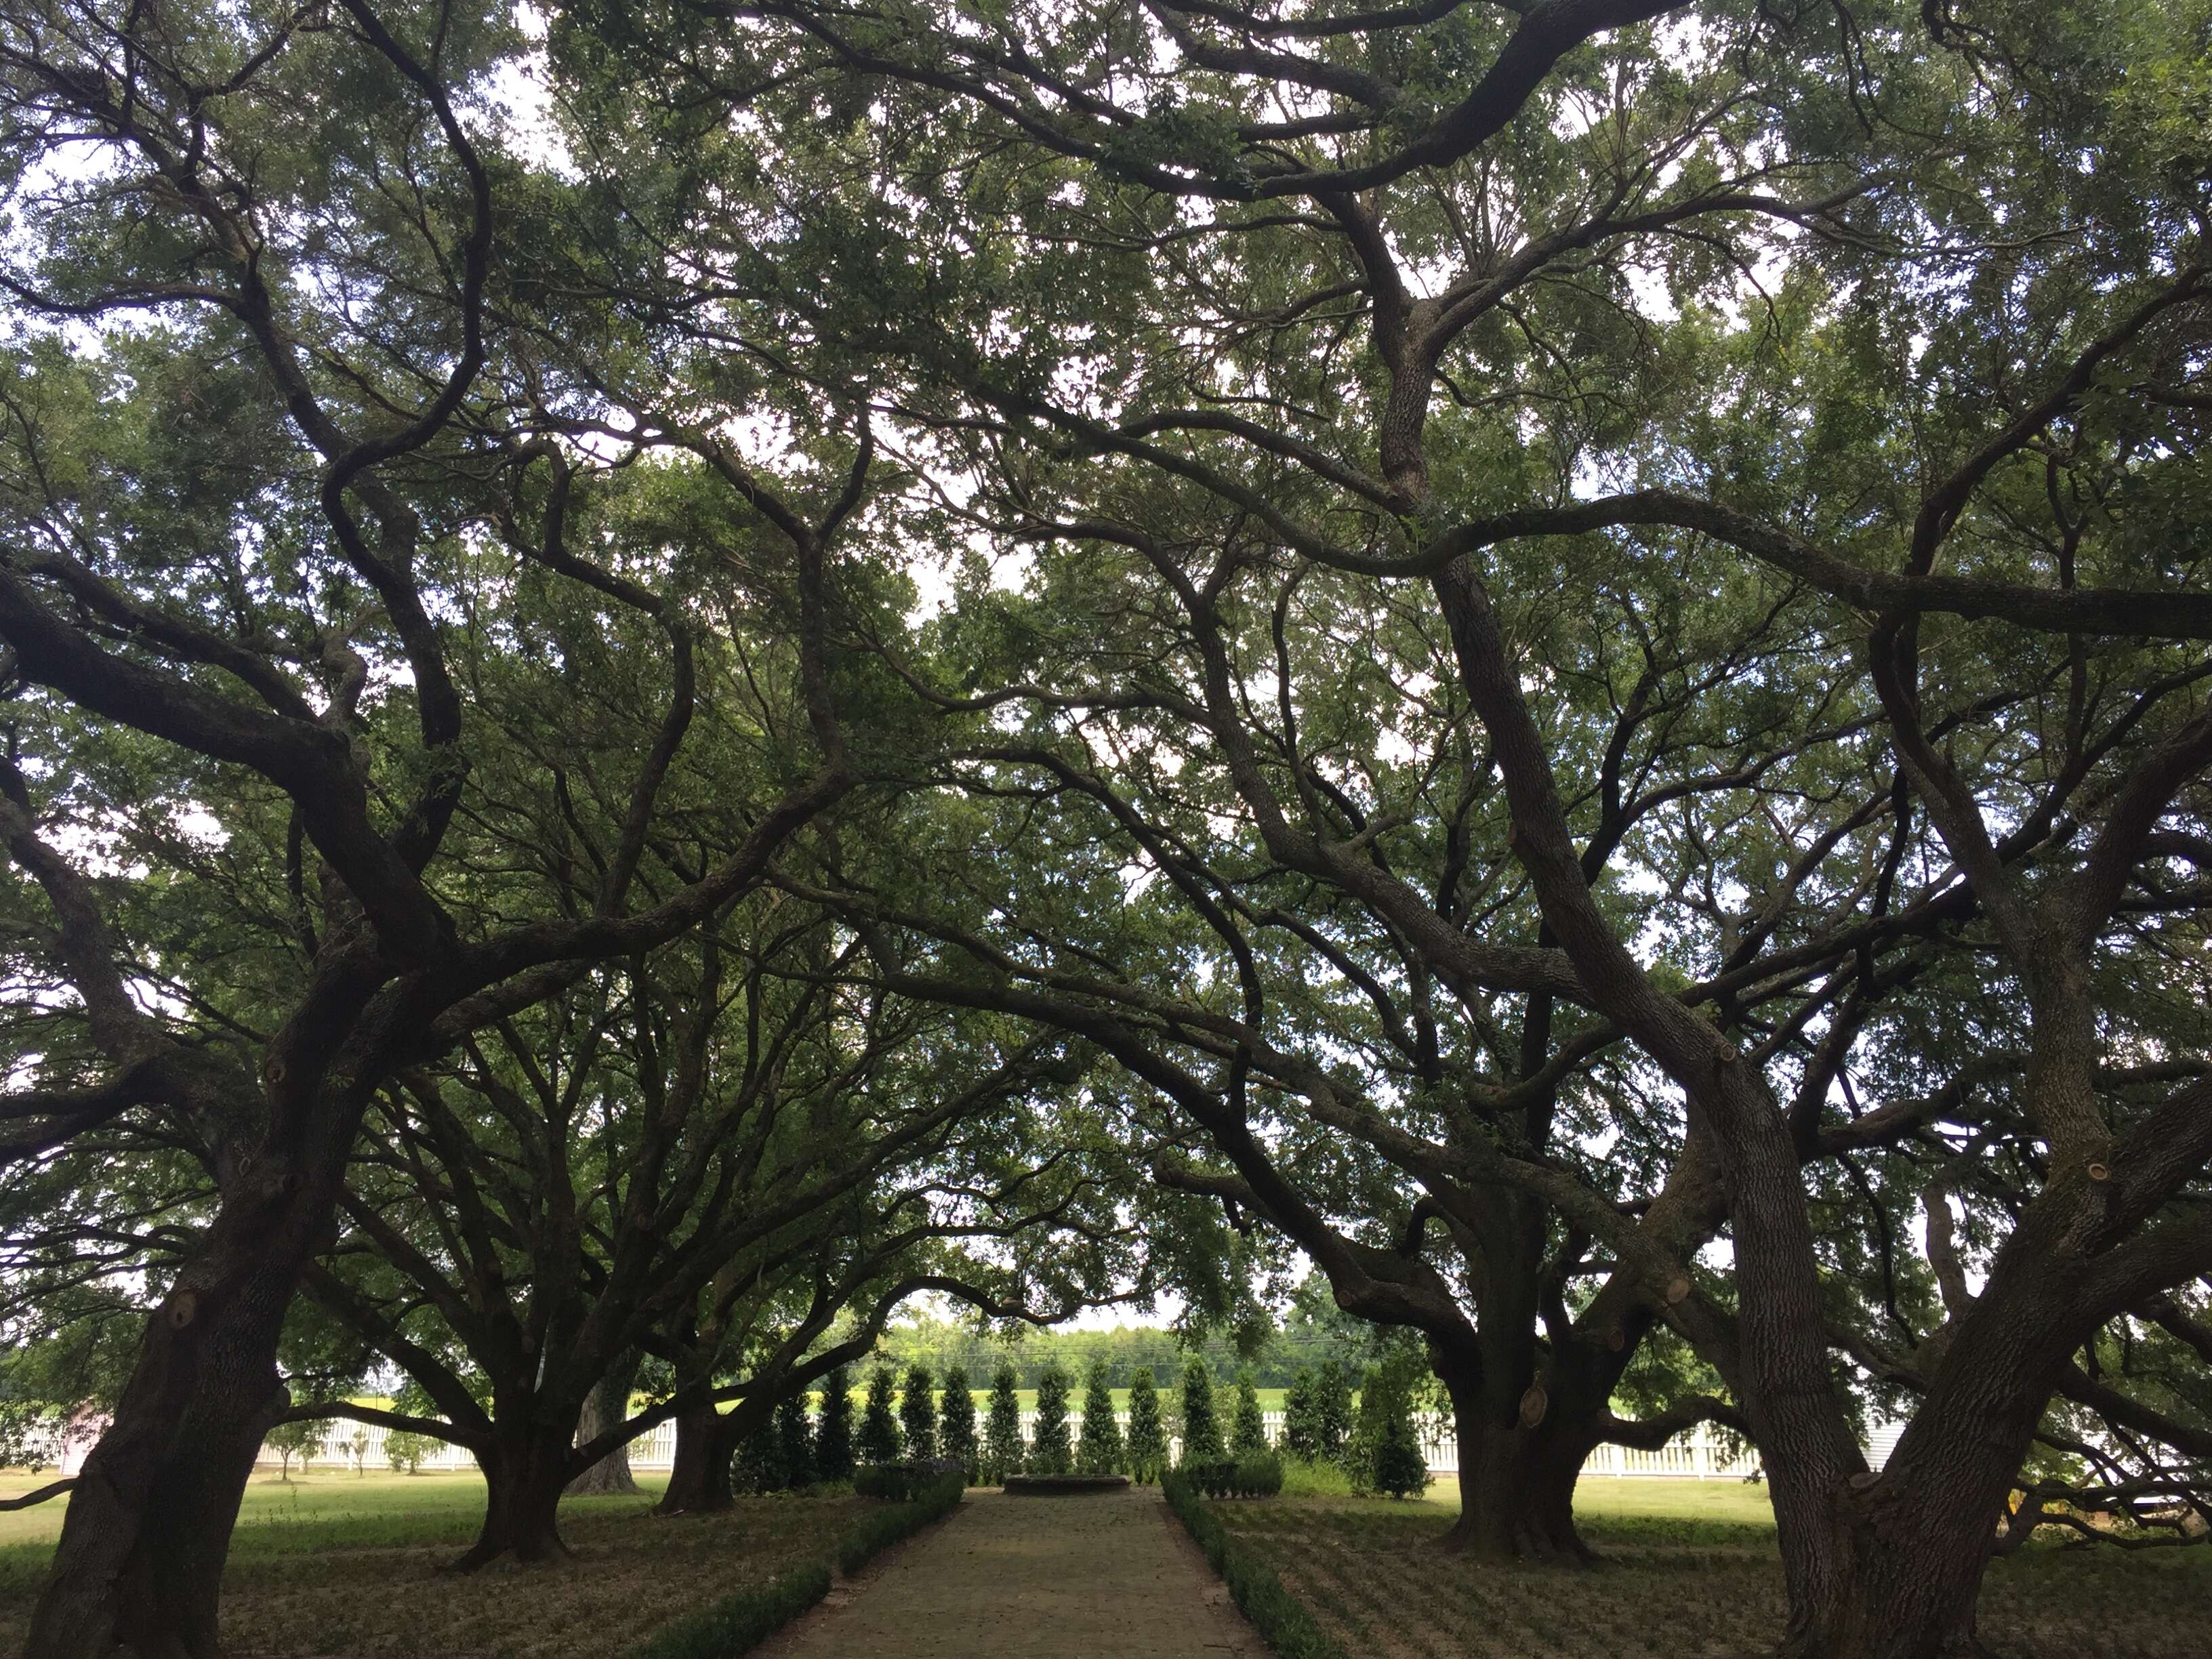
[1029,1361,1073,1475]
[1126,1366,1168,1483]
[939,1364,979,1483]
[984,1361,1025,1483]
[858,1364,901,1466]
[1077,1359,1124,1474]
[899,1361,937,1463]
[1179,1357,1223,1464]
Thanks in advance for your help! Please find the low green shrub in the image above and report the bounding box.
[1235,1452,1283,1498]
[1370,1424,1431,1500]
[835,1471,964,1575]
[620,1471,963,1659]
[1161,1469,1345,1659]
[1181,1454,1282,1497]
[623,1560,832,1659]
[853,1462,921,1500]
[1183,1457,1236,1498]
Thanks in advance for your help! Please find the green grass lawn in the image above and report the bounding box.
[1,1470,861,1659]
[1214,1480,2212,1659]
[1434,1472,1781,1535]
[1,1468,522,1556]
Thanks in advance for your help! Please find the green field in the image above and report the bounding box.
[1212,1483,2212,1659]
[1,1468,510,1556]
[14,1470,2200,1659]
[1422,1470,1780,1532]
[1,1471,859,1659]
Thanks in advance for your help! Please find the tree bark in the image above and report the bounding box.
[452,1423,577,1570]
[1784,1452,2013,1659]
[565,1357,642,1498]
[1783,1267,2087,1658]
[1432,1331,1605,1564]
[1441,1415,1599,1563]
[653,1406,735,1517]
[21,1167,329,1659]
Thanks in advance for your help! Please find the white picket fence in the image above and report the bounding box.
[261,1406,1778,1480]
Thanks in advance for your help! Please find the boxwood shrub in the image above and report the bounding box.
[836,1469,966,1576]
[622,1470,964,1658]
[1161,1469,1344,1659]
[1179,1452,1283,1498]
[624,1561,832,1659]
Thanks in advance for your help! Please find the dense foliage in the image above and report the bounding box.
[3,2,2211,1654]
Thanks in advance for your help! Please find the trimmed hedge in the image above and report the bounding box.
[1179,1451,1282,1498]
[625,1560,832,1659]
[1162,1469,1346,1659]
[855,1458,964,1502]
[623,1471,964,1659]
[853,1462,923,1500]
[836,1470,966,1576]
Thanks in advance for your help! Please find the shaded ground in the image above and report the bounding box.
[0,1472,859,1659]
[756,1486,1264,1659]
[1219,1489,2212,1659]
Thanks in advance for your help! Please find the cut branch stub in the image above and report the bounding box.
[1666,1275,1692,1305]
[1518,1385,1549,1427]
[165,1290,199,1330]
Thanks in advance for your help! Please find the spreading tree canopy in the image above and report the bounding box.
[3,4,2209,1656]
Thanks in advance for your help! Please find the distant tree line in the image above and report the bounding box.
[870,1317,1363,1393]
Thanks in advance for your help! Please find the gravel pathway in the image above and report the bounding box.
[755,1486,1267,1659]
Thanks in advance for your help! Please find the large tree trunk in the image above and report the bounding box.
[453,1423,578,1570]
[1784,1433,2018,1659]
[653,1406,735,1517]
[565,1356,642,1498]
[1423,1196,1614,1565]
[1781,1271,2081,1658]
[22,1167,331,1659]
[1788,1515,1992,1659]
[1432,1329,1605,1564]
[1441,1415,1599,1563]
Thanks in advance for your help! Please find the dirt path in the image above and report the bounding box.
[755,1487,1267,1659]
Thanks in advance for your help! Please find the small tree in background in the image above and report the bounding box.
[1372,1414,1431,1500]
[348,1426,371,1477]
[1347,1361,1387,1488]
[1179,1358,1223,1464]
[1077,1359,1124,1474]
[1030,1361,1073,1475]
[264,1419,318,1483]
[939,1364,978,1483]
[1313,1361,1353,1464]
[384,1431,431,1475]
[1231,1366,1268,1456]
[1349,1358,1431,1499]
[777,1393,815,1488]
[815,1367,855,1481]
[1125,1366,1168,1483]
[859,1365,902,1465]
[733,1412,787,1494]
[984,1362,1025,1483]
[1282,1366,1320,1460]
[899,1362,938,1462]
